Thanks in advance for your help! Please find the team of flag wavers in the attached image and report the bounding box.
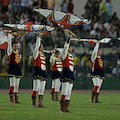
[0,9,113,113]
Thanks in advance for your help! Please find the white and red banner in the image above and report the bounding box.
[0,31,8,49]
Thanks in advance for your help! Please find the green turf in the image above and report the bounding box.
[0,92,120,120]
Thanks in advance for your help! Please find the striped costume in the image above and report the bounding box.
[50,52,62,100]
[32,53,47,80]
[91,56,105,79]
[90,43,104,103]
[61,43,74,83]
[8,51,22,78]
[50,53,62,79]
[32,36,47,108]
[60,38,74,113]
[7,33,21,103]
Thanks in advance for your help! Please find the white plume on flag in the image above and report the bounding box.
[70,38,111,44]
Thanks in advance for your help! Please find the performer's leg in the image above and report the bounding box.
[90,77,99,103]
[55,78,61,101]
[51,80,55,100]
[65,83,73,113]
[14,77,21,103]
[38,80,46,108]
[9,77,15,103]
[60,82,69,113]
[32,79,39,107]
[95,78,103,103]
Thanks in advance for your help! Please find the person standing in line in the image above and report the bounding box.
[50,50,62,101]
[31,32,47,108]
[60,32,74,113]
[90,42,105,103]
[7,33,22,103]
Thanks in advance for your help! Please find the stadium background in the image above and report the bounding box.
[0,0,120,90]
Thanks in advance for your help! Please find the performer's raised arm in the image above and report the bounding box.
[61,37,70,60]
[33,33,41,60]
[7,33,13,56]
[91,43,100,62]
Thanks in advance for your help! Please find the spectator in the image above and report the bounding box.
[47,0,55,10]
[99,0,108,23]
[96,28,102,38]
[33,0,46,8]
[111,12,119,21]
[60,0,67,13]
[109,28,117,39]
[106,0,113,21]
[90,29,96,37]
[15,37,23,52]
[28,52,33,76]
[33,0,42,8]
[13,0,21,14]
[74,54,80,77]
[0,0,2,14]
[103,21,111,32]
[6,7,13,23]
[21,0,29,13]
[81,53,90,77]
[20,9,29,24]
[15,9,21,23]
[93,20,103,31]
[84,0,93,18]
[27,39,35,56]
[92,0,100,17]
[67,0,74,14]
[102,28,109,37]
[1,0,10,14]
[35,16,41,25]
[11,16,16,24]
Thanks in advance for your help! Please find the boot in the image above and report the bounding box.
[32,95,36,107]
[90,92,95,103]
[60,100,66,113]
[9,93,14,103]
[38,95,45,108]
[14,93,21,104]
[65,100,71,113]
[51,92,55,100]
[95,93,101,103]
[55,92,59,101]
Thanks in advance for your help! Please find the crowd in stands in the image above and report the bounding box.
[0,0,120,77]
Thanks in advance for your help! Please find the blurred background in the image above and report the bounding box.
[0,0,120,90]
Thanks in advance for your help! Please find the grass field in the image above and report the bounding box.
[0,91,120,120]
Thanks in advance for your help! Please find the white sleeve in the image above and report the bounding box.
[33,37,41,60]
[50,53,55,65]
[7,33,13,56]
[61,42,70,60]
[91,43,100,62]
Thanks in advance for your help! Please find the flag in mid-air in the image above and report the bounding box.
[34,9,91,29]
[4,24,56,32]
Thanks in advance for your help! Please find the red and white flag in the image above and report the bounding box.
[0,31,8,49]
